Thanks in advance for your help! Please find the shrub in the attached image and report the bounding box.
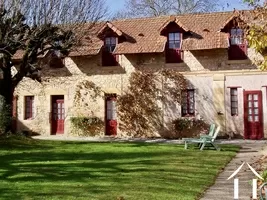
[70,116,104,136]
[171,118,209,139]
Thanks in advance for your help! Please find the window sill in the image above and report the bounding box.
[226,59,251,65]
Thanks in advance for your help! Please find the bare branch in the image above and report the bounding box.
[112,0,218,19]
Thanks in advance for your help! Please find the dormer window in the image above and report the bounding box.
[168,33,181,49]
[166,32,183,63]
[228,28,247,60]
[105,37,117,52]
[102,37,118,66]
[230,28,244,45]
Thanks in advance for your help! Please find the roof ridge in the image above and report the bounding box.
[110,10,247,23]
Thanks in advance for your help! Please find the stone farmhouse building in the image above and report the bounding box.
[10,11,267,139]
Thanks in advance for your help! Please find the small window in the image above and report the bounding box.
[25,96,34,120]
[228,28,247,60]
[166,32,183,63]
[102,37,118,66]
[168,32,181,49]
[181,89,195,117]
[230,88,238,116]
[230,28,244,45]
[104,37,117,53]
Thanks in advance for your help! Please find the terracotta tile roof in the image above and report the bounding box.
[159,15,190,32]
[12,11,243,59]
[88,11,236,55]
[97,21,124,37]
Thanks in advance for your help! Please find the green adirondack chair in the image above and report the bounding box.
[182,123,215,143]
[184,125,221,151]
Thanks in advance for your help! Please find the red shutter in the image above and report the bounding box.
[102,50,118,66]
[166,49,183,63]
[228,44,247,60]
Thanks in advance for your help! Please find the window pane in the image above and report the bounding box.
[105,38,109,44]
[168,33,175,41]
[168,41,180,49]
[237,29,243,36]
[230,88,237,95]
[254,108,259,115]
[231,108,237,115]
[25,96,34,119]
[105,37,117,52]
[231,96,238,101]
[230,38,236,45]
[248,116,253,122]
[188,91,194,97]
[111,37,116,45]
[236,37,242,44]
[254,101,258,108]
[174,33,180,40]
[253,94,258,100]
[248,94,252,100]
[231,101,238,107]
[189,109,194,114]
[231,29,236,35]
[255,116,259,122]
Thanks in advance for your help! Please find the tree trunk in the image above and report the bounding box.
[0,66,15,133]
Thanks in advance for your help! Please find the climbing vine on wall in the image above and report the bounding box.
[74,80,102,106]
[117,69,187,137]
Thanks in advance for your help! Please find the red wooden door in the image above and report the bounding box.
[51,96,64,134]
[105,94,117,136]
[244,91,263,140]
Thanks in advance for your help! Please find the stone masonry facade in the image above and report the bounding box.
[14,46,267,138]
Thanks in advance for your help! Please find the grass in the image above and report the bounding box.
[0,136,239,200]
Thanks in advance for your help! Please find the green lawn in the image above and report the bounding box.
[0,137,239,200]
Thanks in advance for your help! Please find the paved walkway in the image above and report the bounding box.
[33,136,267,199]
[200,142,267,200]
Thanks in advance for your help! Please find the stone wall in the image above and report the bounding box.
[14,47,267,138]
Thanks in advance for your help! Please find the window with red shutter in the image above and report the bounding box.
[166,32,183,63]
[25,96,34,120]
[228,28,247,60]
[181,89,195,116]
[102,37,118,66]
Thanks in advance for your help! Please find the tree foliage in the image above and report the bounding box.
[241,0,267,69]
[113,0,218,19]
[0,0,107,132]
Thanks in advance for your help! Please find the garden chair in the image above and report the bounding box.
[184,125,221,151]
[182,123,215,143]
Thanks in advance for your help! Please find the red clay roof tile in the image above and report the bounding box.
[12,11,243,59]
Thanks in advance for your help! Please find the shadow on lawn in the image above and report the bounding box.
[0,139,238,199]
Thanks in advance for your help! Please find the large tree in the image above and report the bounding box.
[0,0,107,132]
[113,0,218,19]
[241,0,267,70]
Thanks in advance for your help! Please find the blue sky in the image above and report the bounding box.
[106,0,250,14]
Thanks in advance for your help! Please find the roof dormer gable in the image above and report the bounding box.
[97,21,125,39]
[159,16,190,36]
[220,12,246,33]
